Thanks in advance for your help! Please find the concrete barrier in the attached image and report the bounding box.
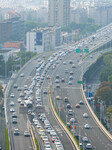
[49,92,79,150]
[81,85,112,141]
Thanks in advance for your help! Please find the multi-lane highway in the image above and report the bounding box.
[5,22,112,150]
[50,51,112,150]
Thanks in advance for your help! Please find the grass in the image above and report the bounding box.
[34,138,40,150]
[49,87,82,150]
[5,129,9,150]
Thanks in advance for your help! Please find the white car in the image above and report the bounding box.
[10,108,15,113]
[84,124,90,129]
[45,145,52,150]
[83,113,88,118]
[86,143,92,149]
[20,73,24,77]
[82,137,88,142]
[17,98,22,103]
[10,93,15,98]
[10,101,14,106]
[24,131,30,136]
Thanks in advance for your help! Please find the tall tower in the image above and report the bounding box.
[48,0,70,27]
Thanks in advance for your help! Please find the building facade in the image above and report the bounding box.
[89,6,112,26]
[0,17,24,43]
[26,26,61,53]
[26,28,52,53]
[48,0,70,27]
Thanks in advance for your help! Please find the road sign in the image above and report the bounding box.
[76,49,81,53]
[77,81,83,84]
[84,49,89,53]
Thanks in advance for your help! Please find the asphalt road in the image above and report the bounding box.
[49,50,112,150]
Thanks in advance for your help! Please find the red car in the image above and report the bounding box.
[52,136,58,142]
[75,104,80,108]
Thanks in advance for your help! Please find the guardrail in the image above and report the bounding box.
[49,87,79,150]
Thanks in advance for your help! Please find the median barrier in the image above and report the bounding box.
[49,88,79,150]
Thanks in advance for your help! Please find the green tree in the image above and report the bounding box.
[108,75,112,82]
[99,66,112,82]
[0,84,3,98]
[0,55,5,76]
[94,86,112,106]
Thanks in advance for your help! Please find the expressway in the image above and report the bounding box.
[6,52,76,150]
[5,22,112,150]
[49,50,112,150]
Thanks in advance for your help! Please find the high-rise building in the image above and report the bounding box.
[0,17,24,43]
[48,0,70,27]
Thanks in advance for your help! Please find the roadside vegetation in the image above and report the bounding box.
[0,84,3,99]
[87,51,112,128]
[0,52,37,77]
[35,138,40,150]
[62,21,100,41]
[5,129,10,150]
[24,21,48,33]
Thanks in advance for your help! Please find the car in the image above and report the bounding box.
[75,104,80,108]
[12,118,17,124]
[66,104,71,109]
[72,65,76,68]
[10,108,15,113]
[82,137,88,142]
[52,136,58,142]
[10,101,14,106]
[56,75,60,79]
[44,142,50,147]
[13,84,18,88]
[43,136,48,142]
[20,73,24,77]
[45,145,52,150]
[63,61,66,65]
[12,112,17,118]
[68,81,72,85]
[65,69,69,73]
[68,109,73,115]
[56,96,60,100]
[64,97,68,102]
[17,98,22,103]
[69,76,73,80]
[24,131,30,136]
[69,60,73,64]
[84,124,90,129]
[56,84,60,88]
[20,92,24,97]
[61,78,65,82]
[55,79,60,83]
[14,129,19,135]
[67,122,71,128]
[10,93,15,98]
[70,118,75,123]
[90,55,93,58]
[17,87,21,91]
[43,90,48,94]
[86,143,92,149]
[80,100,84,105]
[70,71,73,75]
[83,113,88,118]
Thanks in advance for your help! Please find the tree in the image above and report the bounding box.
[99,66,112,82]
[0,84,3,98]
[0,55,5,76]
[108,75,112,82]
[94,86,112,106]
